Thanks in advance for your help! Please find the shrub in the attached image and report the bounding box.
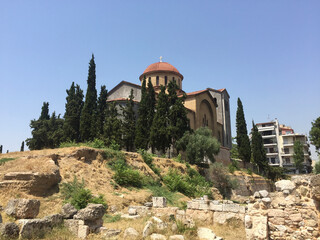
[146,184,180,205]
[314,160,320,174]
[228,160,240,173]
[208,163,238,199]
[113,166,143,188]
[60,176,107,209]
[267,166,288,181]
[138,149,161,176]
[86,138,106,149]
[163,166,212,198]
[111,158,144,188]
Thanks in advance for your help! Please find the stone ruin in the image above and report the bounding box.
[1,174,320,239]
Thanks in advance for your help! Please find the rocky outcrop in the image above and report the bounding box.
[123,227,139,239]
[61,203,78,219]
[231,172,275,197]
[5,199,40,219]
[245,175,320,240]
[0,222,19,239]
[0,159,61,196]
[73,203,106,232]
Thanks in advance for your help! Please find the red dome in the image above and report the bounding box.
[140,62,183,80]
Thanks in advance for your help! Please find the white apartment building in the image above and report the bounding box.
[256,119,312,173]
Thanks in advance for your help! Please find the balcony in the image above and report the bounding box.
[258,126,275,131]
[266,152,279,156]
[264,143,278,147]
[262,135,277,139]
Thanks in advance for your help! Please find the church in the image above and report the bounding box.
[107,59,232,161]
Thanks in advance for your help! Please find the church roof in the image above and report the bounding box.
[140,62,183,80]
[107,98,139,103]
[108,80,141,97]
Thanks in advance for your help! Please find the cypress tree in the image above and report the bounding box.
[167,81,190,154]
[104,102,122,147]
[122,89,136,151]
[97,85,108,137]
[39,102,50,120]
[0,145,2,154]
[80,54,97,142]
[293,140,304,173]
[236,98,251,166]
[26,104,64,150]
[135,77,149,150]
[251,121,268,174]
[146,80,156,132]
[64,82,84,142]
[150,86,170,153]
[20,141,24,152]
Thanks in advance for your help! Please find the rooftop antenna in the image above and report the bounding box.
[160,56,163,62]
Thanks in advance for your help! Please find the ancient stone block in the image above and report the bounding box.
[152,197,167,208]
[78,225,89,239]
[222,203,240,213]
[0,222,19,239]
[150,233,167,240]
[18,218,51,239]
[245,216,268,240]
[186,209,213,224]
[209,201,223,211]
[61,203,77,219]
[123,227,139,239]
[5,199,40,219]
[197,227,216,240]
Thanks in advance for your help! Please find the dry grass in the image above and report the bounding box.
[211,219,246,240]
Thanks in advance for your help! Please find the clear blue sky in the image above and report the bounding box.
[1,1,319,159]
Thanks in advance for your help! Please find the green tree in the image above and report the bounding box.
[39,102,50,120]
[314,158,320,174]
[310,117,320,155]
[135,77,149,150]
[293,140,304,173]
[0,145,2,154]
[146,80,156,137]
[63,82,84,142]
[80,54,98,141]
[167,81,190,154]
[20,141,24,152]
[150,86,170,153]
[26,105,64,150]
[104,102,122,147]
[236,98,251,166]
[251,121,268,174]
[97,85,108,137]
[176,127,220,165]
[122,89,136,152]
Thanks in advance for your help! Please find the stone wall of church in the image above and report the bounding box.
[108,84,141,101]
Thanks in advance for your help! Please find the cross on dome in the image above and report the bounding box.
[159,56,163,62]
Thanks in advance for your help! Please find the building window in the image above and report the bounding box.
[271,158,276,164]
[148,77,151,83]
[173,77,175,83]
[285,158,290,164]
[284,148,289,154]
[156,76,159,86]
[165,76,167,85]
[202,114,208,127]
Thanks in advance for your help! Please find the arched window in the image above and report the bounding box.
[202,114,208,127]
[173,77,175,83]
[165,76,168,85]
[148,77,151,83]
[156,76,159,86]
